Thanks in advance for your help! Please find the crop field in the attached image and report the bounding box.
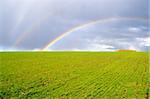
[0,52,149,98]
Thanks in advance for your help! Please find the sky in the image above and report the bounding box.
[0,0,149,51]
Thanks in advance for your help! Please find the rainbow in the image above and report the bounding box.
[42,16,148,50]
[12,14,52,48]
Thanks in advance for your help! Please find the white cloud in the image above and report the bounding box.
[136,37,150,46]
[128,27,142,33]
[86,43,114,51]
[32,48,41,51]
[83,38,115,51]
[128,45,138,50]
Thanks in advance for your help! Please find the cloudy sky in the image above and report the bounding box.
[0,0,149,51]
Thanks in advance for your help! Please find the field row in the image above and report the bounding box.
[0,52,149,98]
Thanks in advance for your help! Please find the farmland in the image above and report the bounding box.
[0,52,149,98]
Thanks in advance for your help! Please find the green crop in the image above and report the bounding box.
[0,52,149,98]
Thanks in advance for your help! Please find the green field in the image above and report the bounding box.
[0,52,149,98]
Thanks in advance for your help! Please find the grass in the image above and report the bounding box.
[0,52,149,98]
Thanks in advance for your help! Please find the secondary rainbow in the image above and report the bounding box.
[12,14,52,48]
[42,16,148,50]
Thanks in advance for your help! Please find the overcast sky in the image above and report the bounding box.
[0,0,149,51]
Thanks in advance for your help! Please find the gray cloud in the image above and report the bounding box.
[51,19,149,51]
[0,0,149,51]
